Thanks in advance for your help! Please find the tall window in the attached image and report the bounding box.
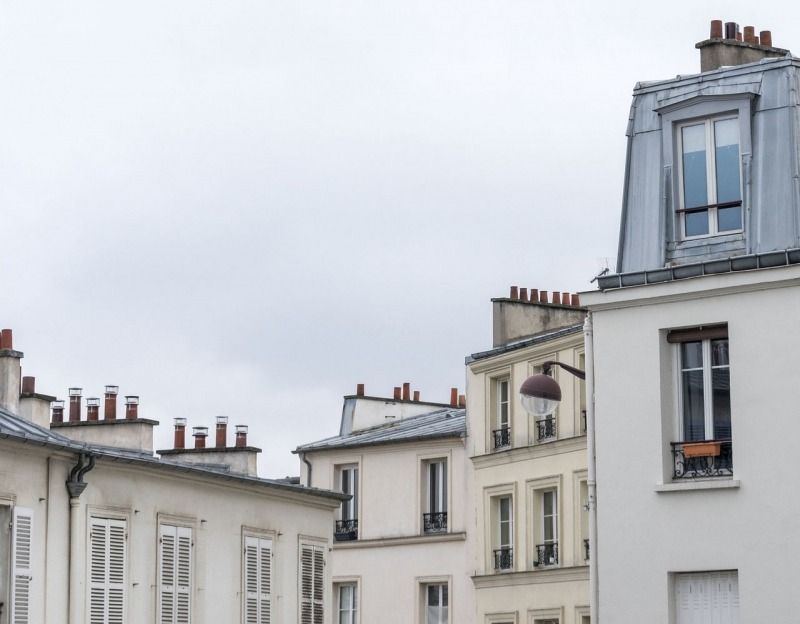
[159,524,192,624]
[425,583,448,624]
[493,378,511,449]
[243,536,272,624]
[493,496,513,571]
[676,335,731,441]
[679,116,742,238]
[535,490,558,567]
[424,460,448,533]
[89,516,127,624]
[335,465,359,541]
[337,583,357,624]
[300,544,325,624]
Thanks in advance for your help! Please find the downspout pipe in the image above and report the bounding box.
[66,453,95,624]
[584,315,599,622]
[300,451,312,487]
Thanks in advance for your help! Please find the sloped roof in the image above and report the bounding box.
[295,408,466,453]
[0,408,345,501]
[466,323,584,364]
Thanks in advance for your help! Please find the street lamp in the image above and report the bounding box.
[519,360,586,416]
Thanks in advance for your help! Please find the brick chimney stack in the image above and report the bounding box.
[69,388,82,422]
[174,418,187,449]
[216,416,228,448]
[697,19,789,72]
[104,385,119,420]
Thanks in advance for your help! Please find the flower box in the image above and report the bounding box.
[682,441,721,457]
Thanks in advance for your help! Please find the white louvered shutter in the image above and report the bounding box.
[159,525,193,624]
[299,544,324,624]
[675,571,739,624]
[11,507,33,624]
[244,536,272,624]
[89,517,127,624]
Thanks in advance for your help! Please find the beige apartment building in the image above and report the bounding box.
[0,329,344,624]
[466,288,590,624]
[295,385,472,624]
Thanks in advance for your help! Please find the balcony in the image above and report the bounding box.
[493,547,513,571]
[423,512,447,533]
[535,417,557,442]
[334,519,358,541]
[671,439,733,479]
[583,538,590,561]
[534,542,558,567]
[492,427,511,450]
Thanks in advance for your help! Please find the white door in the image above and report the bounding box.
[675,571,739,624]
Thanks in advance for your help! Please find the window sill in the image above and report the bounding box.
[655,479,740,493]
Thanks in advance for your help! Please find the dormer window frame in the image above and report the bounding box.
[658,93,754,249]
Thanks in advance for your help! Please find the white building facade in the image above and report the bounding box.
[296,387,473,624]
[0,330,344,624]
[583,23,800,623]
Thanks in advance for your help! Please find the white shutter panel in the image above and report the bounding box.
[11,507,33,624]
[176,527,192,624]
[160,525,177,624]
[675,572,739,624]
[312,547,324,624]
[299,545,313,624]
[89,517,127,624]
[244,536,272,624]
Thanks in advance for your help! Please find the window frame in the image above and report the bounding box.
[241,528,275,624]
[335,580,359,624]
[526,475,562,569]
[675,114,743,240]
[657,93,754,251]
[484,483,516,573]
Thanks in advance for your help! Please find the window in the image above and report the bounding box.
[425,583,448,624]
[492,378,511,450]
[10,506,33,624]
[89,516,127,624]
[335,465,358,540]
[424,460,447,533]
[578,352,587,433]
[158,524,192,624]
[300,543,325,624]
[534,490,558,567]
[336,583,357,624]
[493,496,513,571]
[243,536,272,624]
[674,571,739,623]
[668,325,732,479]
[678,116,742,238]
[579,481,589,562]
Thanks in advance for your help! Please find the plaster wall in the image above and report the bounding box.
[51,420,156,453]
[584,266,800,623]
[348,397,451,433]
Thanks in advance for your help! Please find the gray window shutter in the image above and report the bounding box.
[160,524,193,624]
[11,506,33,624]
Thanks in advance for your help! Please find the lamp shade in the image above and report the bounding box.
[519,373,562,417]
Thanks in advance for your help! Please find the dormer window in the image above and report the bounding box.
[678,116,742,238]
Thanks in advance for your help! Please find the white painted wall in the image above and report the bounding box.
[583,265,800,623]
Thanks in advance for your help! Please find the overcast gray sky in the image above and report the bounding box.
[2,1,797,477]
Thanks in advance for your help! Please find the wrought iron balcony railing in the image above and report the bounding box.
[534,542,558,567]
[492,427,511,450]
[423,512,447,533]
[493,547,513,571]
[334,518,358,541]
[583,538,590,561]
[671,439,733,479]
[535,417,557,442]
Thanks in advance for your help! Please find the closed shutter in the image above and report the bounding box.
[11,507,33,624]
[243,536,272,624]
[299,544,324,624]
[675,571,739,624]
[159,525,193,624]
[89,517,127,624]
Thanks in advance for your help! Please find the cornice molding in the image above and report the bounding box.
[471,435,587,469]
[472,565,589,588]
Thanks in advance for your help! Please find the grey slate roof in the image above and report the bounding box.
[295,408,466,453]
[466,324,584,364]
[0,408,346,502]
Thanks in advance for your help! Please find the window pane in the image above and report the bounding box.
[681,342,703,369]
[442,584,448,607]
[427,585,438,606]
[712,367,731,439]
[685,209,709,237]
[542,491,553,516]
[711,339,729,366]
[500,380,508,402]
[682,370,705,441]
[441,463,448,513]
[714,118,741,203]
[682,124,708,209]
[718,205,742,232]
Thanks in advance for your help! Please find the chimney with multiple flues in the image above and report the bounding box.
[52,387,141,424]
[697,20,790,72]
[504,285,581,307]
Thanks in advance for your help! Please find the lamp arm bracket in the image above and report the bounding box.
[542,360,586,380]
